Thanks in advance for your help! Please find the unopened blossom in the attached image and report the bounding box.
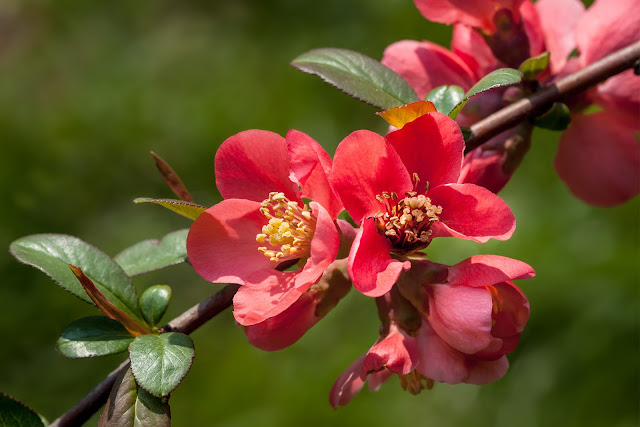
[330,112,515,297]
[330,255,534,407]
[187,129,350,347]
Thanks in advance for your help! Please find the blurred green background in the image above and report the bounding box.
[0,0,637,425]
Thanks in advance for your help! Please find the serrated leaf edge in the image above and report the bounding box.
[128,333,195,398]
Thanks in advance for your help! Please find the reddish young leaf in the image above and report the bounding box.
[377,101,437,129]
[150,151,194,202]
[69,265,150,337]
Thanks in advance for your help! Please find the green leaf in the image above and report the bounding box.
[57,316,134,359]
[115,229,189,277]
[134,198,205,221]
[425,85,464,115]
[98,367,170,427]
[139,285,172,326]
[9,234,141,321]
[532,102,572,131]
[450,68,523,119]
[129,333,195,397]
[0,393,46,427]
[291,47,419,109]
[519,51,550,80]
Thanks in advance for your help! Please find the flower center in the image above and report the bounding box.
[373,174,442,252]
[256,192,316,262]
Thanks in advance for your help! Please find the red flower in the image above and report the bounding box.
[330,112,515,297]
[537,0,640,206]
[330,255,534,407]
[187,129,347,334]
[385,0,640,206]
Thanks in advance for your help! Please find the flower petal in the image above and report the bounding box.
[416,321,469,384]
[465,356,509,385]
[331,130,412,224]
[215,129,299,202]
[458,140,510,194]
[535,0,584,73]
[330,354,367,408]
[491,281,530,337]
[413,0,523,32]
[574,0,640,66]
[451,24,499,79]
[187,199,274,285]
[448,255,535,287]
[429,183,516,242]
[396,258,448,317]
[234,203,339,326]
[336,219,358,259]
[233,269,303,326]
[293,202,340,289]
[367,370,394,392]
[243,289,318,351]
[245,258,352,351]
[416,321,509,385]
[427,283,493,354]
[554,112,640,206]
[519,0,545,58]
[381,40,477,98]
[362,326,419,375]
[385,112,465,188]
[596,70,640,130]
[286,129,343,219]
[347,219,410,297]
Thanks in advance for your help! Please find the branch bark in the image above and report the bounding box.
[465,39,640,152]
[49,284,239,427]
[46,39,640,427]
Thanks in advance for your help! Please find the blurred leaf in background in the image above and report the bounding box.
[0,0,637,426]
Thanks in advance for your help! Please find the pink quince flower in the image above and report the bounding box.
[536,0,640,206]
[386,0,640,206]
[187,129,349,345]
[330,112,516,298]
[330,255,534,407]
[382,2,545,194]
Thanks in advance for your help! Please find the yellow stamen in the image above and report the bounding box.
[373,175,442,253]
[486,285,504,315]
[256,192,316,262]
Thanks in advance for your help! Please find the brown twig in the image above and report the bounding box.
[49,284,239,427]
[465,39,640,152]
[46,39,640,427]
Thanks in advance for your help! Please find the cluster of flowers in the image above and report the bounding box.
[185,0,637,408]
[186,111,534,406]
[384,0,639,206]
